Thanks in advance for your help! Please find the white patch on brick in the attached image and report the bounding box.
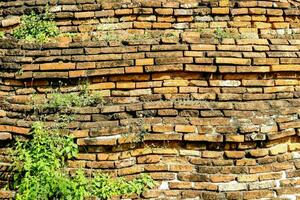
[159,181,169,190]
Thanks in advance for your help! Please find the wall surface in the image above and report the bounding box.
[1,0,300,199]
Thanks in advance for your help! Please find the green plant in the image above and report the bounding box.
[91,173,155,199]
[13,82,155,199]
[12,6,60,43]
[16,68,24,75]
[10,122,84,200]
[214,27,240,40]
[98,31,121,42]
[0,31,5,39]
[32,83,102,113]
[10,122,155,200]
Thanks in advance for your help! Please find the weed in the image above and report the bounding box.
[10,122,155,200]
[12,5,60,44]
[0,31,4,39]
[214,27,240,40]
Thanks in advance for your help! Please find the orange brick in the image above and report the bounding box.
[175,125,196,133]
[212,7,229,14]
[216,57,251,65]
[0,125,30,135]
[137,155,161,164]
[271,65,300,71]
[125,66,143,73]
[116,82,136,89]
[154,87,178,94]
[152,125,174,132]
[88,82,115,90]
[210,175,235,183]
[225,151,245,159]
[136,58,154,66]
[40,63,75,71]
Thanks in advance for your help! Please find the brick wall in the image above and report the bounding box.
[1,0,300,199]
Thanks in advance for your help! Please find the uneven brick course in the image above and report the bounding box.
[1,0,300,199]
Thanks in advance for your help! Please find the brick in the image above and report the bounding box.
[218,183,247,192]
[169,181,192,189]
[216,57,251,65]
[269,144,288,155]
[243,190,274,199]
[236,159,256,166]
[242,80,274,86]
[254,22,271,28]
[163,80,188,87]
[115,9,132,15]
[75,11,94,18]
[152,125,174,132]
[133,22,152,28]
[259,172,283,181]
[86,160,114,169]
[145,64,183,72]
[264,86,294,93]
[237,66,270,73]
[154,87,177,94]
[23,64,40,71]
[210,175,235,183]
[210,80,241,87]
[225,151,245,159]
[249,181,276,190]
[155,8,173,15]
[130,89,152,96]
[232,8,248,15]
[40,63,75,70]
[0,132,12,140]
[184,134,223,142]
[253,58,279,65]
[150,172,175,180]
[191,117,231,126]
[212,7,229,14]
[155,57,193,64]
[202,151,223,158]
[77,137,117,146]
[191,44,216,51]
[0,125,30,135]
[137,155,161,164]
[174,9,193,16]
[237,174,258,182]
[271,65,300,71]
[145,164,168,171]
[136,58,154,66]
[118,165,144,176]
[185,65,217,72]
[225,134,244,142]
[144,133,182,141]
[175,125,196,133]
[76,153,96,161]
[279,121,300,130]
[71,130,89,138]
[88,82,115,90]
[0,191,15,198]
[2,16,20,27]
[116,82,135,89]
[178,172,208,182]
[236,39,268,45]
[169,164,193,172]
[194,183,218,191]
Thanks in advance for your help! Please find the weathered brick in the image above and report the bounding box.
[216,57,251,65]
[271,65,300,71]
[175,125,196,133]
[269,144,288,155]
